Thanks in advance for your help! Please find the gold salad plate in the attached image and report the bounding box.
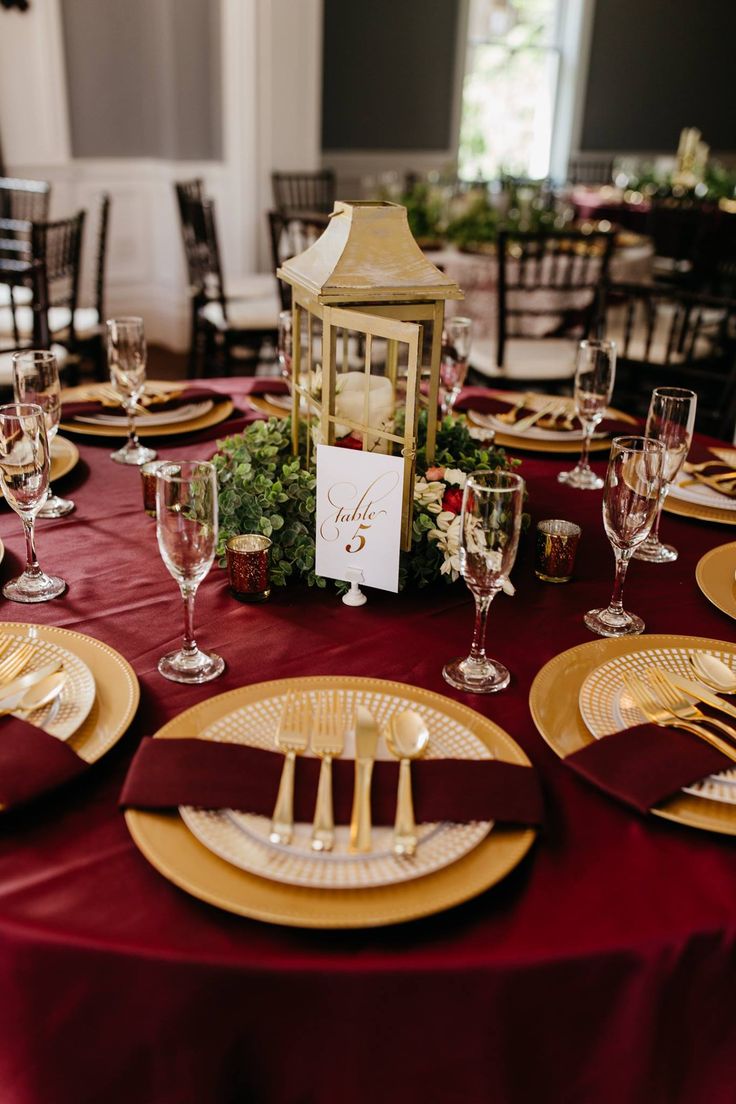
[530,633,736,835]
[696,542,736,620]
[60,380,234,440]
[2,621,139,765]
[125,676,536,928]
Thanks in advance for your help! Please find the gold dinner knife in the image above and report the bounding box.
[661,674,736,722]
[349,706,379,853]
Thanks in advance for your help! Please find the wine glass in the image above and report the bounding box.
[633,386,697,564]
[0,403,66,603]
[584,436,665,637]
[12,350,75,518]
[440,316,472,417]
[442,469,524,693]
[558,339,617,490]
[278,309,292,384]
[107,317,157,465]
[156,459,224,683]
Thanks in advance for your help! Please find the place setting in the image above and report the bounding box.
[664,445,736,526]
[0,621,139,811]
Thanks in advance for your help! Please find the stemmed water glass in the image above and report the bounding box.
[442,469,525,693]
[107,317,157,466]
[558,339,617,490]
[633,386,697,564]
[12,350,75,518]
[0,403,66,602]
[584,436,665,637]
[440,316,472,417]
[156,460,224,683]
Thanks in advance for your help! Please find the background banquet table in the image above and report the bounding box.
[0,377,735,1104]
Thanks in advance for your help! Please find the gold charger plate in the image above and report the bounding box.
[530,633,736,835]
[59,381,233,440]
[50,435,79,482]
[696,542,736,620]
[2,621,139,766]
[125,676,536,928]
[248,394,293,420]
[664,494,736,526]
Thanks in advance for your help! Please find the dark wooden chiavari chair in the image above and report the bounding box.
[271,170,336,215]
[567,157,615,186]
[0,176,51,222]
[602,280,736,437]
[268,209,330,310]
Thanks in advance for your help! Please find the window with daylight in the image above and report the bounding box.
[459,0,564,181]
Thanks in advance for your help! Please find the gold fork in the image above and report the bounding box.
[310,691,344,852]
[96,386,148,415]
[270,693,309,845]
[646,669,736,743]
[0,642,35,685]
[623,673,736,763]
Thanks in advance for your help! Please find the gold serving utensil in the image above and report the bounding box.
[623,673,736,764]
[0,671,67,718]
[679,473,736,497]
[0,642,36,686]
[385,709,429,858]
[689,652,736,694]
[270,693,309,845]
[512,399,559,434]
[646,669,736,742]
[349,706,379,853]
[310,690,344,852]
[495,392,532,424]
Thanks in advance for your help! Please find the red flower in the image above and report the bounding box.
[441,486,464,515]
[336,434,364,450]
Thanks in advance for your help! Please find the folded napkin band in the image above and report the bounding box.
[454,389,636,437]
[0,716,87,811]
[119,737,544,826]
[564,723,731,815]
[61,387,227,420]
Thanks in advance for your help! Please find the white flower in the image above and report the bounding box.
[414,478,445,514]
[429,515,516,595]
[442,468,467,488]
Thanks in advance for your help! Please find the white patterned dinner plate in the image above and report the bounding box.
[180,685,493,890]
[73,400,213,428]
[0,628,96,741]
[668,472,736,513]
[579,645,736,804]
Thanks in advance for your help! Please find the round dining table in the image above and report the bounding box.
[0,376,734,1104]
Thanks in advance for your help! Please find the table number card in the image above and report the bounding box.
[315,444,403,592]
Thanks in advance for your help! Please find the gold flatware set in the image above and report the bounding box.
[0,637,67,717]
[270,695,430,857]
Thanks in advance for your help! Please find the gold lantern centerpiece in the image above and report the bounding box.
[277,200,463,550]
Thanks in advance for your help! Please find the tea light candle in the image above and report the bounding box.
[140,461,170,517]
[226,535,272,602]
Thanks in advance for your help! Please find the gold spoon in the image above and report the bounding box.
[385,709,429,858]
[689,652,736,694]
[0,671,67,718]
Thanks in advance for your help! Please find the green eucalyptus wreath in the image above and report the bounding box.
[212,412,518,590]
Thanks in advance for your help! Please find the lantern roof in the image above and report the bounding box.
[277,200,463,303]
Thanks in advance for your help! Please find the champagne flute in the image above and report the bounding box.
[442,469,524,693]
[584,436,665,637]
[0,403,66,603]
[558,339,616,490]
[107,317,157,466]
[12,350,75,518]
[278,309,292,385]
[440,316,472,417]
[156,460,224,683]
[633,386,697,563]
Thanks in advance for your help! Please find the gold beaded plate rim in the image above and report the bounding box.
[529,633,736,835]
[125,676,537,928]
[0,622,139,766]
[695,542,736,621]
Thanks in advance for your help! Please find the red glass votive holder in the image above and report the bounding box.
[535,519,581,583]
[141,461,169,516]
[226,535,272,602]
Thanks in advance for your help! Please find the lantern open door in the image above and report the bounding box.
[291,303,423,552]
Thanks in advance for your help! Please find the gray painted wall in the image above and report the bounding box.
[322,0,460,151]
[60,0,222,160]
[581,0,736,153]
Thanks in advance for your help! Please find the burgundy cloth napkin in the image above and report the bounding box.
[454,388,636,437]
[61,387,227,421]
[565,723,732,814]
[0,716,87,811]
[119,737,544,826]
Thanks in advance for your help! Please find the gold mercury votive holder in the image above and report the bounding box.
[141,460,170,516]
[535,519,581,583]
[227,535,272,602]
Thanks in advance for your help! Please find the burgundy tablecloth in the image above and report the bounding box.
[0,376,735,1104]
